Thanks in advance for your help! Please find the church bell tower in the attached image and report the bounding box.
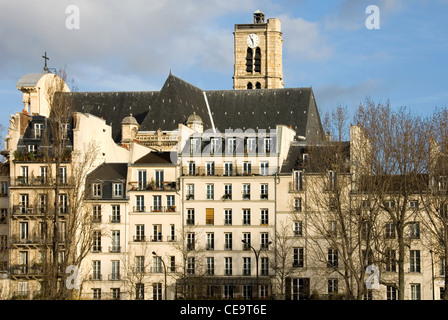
[233,10,284,90]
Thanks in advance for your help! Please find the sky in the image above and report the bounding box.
[1,0,448,138]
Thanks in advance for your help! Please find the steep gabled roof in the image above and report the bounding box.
[68,73,325,143]
[134,151,177,165]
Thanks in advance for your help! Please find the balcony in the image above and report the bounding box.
[109,246,121,253]
[10,235,44,246]
[289,181,304,192]
[109,216,121,223]
[150,234,163,242]
[10,264,44,276]
[133,235,147,242]
[108,273,121,281]
[133,206,146,213]
[129,181,177,192]
[149,206,177,213]
[89,273,102,281]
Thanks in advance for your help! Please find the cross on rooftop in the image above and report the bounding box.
[42,52,49,71]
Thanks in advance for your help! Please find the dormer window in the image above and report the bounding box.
[113,183,123,198]
[92,183,102,198]
[34,123,43,139]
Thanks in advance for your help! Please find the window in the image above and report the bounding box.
[260,161,269,175]
[34,123,44,139]
[292,278,310,300]
[190,138,200,154]
[261,209,268,225]
[59,194,68,214]
[224,162,233,176]
[206,233,214,250]
[328,170,336,190]
[93,231,101,252]
[328,221,338,237]
[156,283,170,300]
[247,82,253,90]
[138,170,147,189]
[409,222,420,239]
[188,161,196,175]
[386,250,396,272]
[294,221,303,237]
[186,184,194,200]
[93,261,101,280]
[59,166,67,185]
[92,206,102,224]
[243,257,251,276]
[135,195,144,212]
[111,231,120,253]
[92,183,101,197]
[27,144,36,153]
[246,48,253,73]
[242,184,251,200]
[294,197,302,211]
[224,209,232,225]
[260,232,269,250]
[410,250,421,273]
[386,200,395,209]
[153,256,162,273]
[254,47,261,73]
[152,195,162,212]
[327,249,338,268]
[260,184,268,200]
[224,184,232,200]
[152,224,162,242]
[206,208,214,225]
[154,170,164,188]
[293,248,304,268]
[111,205,120,223]
[187,233,195,251]
[135,225,145,242]
[255,82,261,89]
[20,166,28,185]
[261,257,269,276]
[186,209,195,225]
[136,283,144,300]
[224,233,232,250]
[328,279,338,296]
[20,222,28,241]
[187,257,195,275]
[411,284,421,300]
[243,161,252,175]
[242,233,251,250]
[227,138,237,154]
[409,200,419,209]
[243,209,251,225]
[210,138,220,154]
[170,256,176,272]
[206,162,215,176]
[1,181,8,196]
[206,257,214,275]
[167,195,175,211]
[136,256,145,273]
[385,222,395,239]
[113,183,123,197]
[206,184,214,200]
[246,138,256,153]
[20,194,29,213]
[93,289,101,300]
[263,138,272,153]
[225,257,232,276]
[38,194,47,214]
[111,261,120,280]
[386,286,397,300]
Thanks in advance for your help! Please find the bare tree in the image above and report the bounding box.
[354,98,429,300]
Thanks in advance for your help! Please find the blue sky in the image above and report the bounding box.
[1,0,447,138]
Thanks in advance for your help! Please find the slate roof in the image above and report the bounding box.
[68,73,325,143]
[16,72,49,88]
[134,151,177,165]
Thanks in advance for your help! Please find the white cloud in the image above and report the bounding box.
[279,15,333,62]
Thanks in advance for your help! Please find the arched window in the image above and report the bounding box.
[246,48,253,73]
[247,82,253,90]
[254,47,261,73]
[256,82,261,89]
